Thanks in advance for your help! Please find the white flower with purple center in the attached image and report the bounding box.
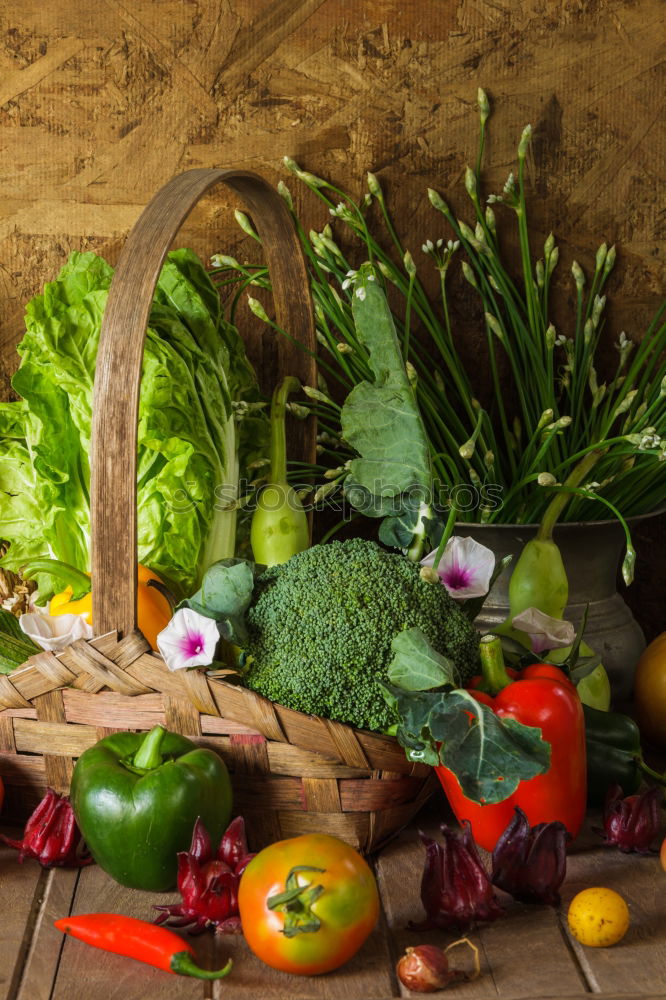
[157,608,220,672]
[511,607,576,655]
[420,536,495,600]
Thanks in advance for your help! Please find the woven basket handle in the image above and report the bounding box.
[90,169,316,640]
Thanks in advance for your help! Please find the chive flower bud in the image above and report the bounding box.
[485,206,496,232]
[518,124,532,159]
[367,171,383,198]
[336,342,353,354]
[485,313,505,342]
[406,360,418,387]
[428,188,450,214]
[614,389,638,416]
[404,249,417,277]
[465,165,478,199]
[595,242,608,273]
[277,180,293,210]
[545,324,556,349]
[478,87,490,124]
[538,472,557,487]
[537,408,554,430]
[462,262,478,289]
[535,259,545,288]
[234,209,259,240]
[592,294,606,327]
[571,260,585,290]
[603,244,617,277]
[210,253,240,270]
[302,385,333,405]
[247,296,270,322]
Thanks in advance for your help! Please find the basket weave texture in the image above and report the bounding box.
[0,168,437,853]
[0,630,437,852]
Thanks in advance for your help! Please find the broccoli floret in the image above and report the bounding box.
[243,538,480,733]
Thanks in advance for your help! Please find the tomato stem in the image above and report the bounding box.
[267,865,327,937]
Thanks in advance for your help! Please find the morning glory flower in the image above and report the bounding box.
[157,608,220,671]
[511,607,575,654]
[20,609,93,652]
[420,536,495,600]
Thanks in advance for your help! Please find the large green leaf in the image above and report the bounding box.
[387,627,458,690]
[341,264,432,538]
[382,625,551,805]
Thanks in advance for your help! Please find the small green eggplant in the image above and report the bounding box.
[250,376,309,567]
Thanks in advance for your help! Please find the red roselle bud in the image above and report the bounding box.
[0,788,92,868]
[154,816,255,934]
[409,821,503,931]
[601,784,662,854]
[491,806,569,906]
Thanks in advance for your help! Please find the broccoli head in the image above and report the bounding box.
[243,537,480,733]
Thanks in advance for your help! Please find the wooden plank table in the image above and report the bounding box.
[1,805,665,1000]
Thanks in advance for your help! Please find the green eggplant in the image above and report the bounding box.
[70,725,232,891]
[250,376,309,567]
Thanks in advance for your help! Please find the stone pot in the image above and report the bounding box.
[459,516,654,702]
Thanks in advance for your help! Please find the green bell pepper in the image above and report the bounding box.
[70,725,232,891]
[583,704,666,806]
[584,704,642,806]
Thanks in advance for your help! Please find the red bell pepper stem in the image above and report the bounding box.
[54,913,232,979]
[478,635,513,694]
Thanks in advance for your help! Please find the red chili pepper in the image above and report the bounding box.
[54,913,233,980]
[436,637,586,852]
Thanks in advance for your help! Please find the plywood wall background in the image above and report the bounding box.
[0,0,663,637]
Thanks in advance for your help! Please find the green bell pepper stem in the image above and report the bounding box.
[479,634,513,694]
[132,725,166,770]
[537,448,605,541]
[171,953,233,980]
[20,558,91,599]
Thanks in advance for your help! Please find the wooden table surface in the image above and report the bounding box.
[1,806,665,1000]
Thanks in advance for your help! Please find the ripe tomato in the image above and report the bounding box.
[237,833,379,975]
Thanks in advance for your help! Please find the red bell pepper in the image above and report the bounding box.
[436,636,586,852]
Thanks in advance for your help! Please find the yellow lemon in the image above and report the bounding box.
[567,887,630,948]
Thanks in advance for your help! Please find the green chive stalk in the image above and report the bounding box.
[209,90,666,553]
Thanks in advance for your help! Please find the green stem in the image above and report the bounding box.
[20,558,92,599]
[431,504,458,571]
[536,448,605,541]
[133,725,166,770]
[270,377,302,484]
[479,634,513,694]
[170,953,233,980]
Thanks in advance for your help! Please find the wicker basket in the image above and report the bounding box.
[0,170,437,853]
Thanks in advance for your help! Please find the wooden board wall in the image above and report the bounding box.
[0,0,663,636]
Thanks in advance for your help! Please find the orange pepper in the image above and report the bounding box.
[49,564,172,652]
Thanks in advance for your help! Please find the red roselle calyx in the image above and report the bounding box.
[491,806,569,906]
[409,822,503,931]
[154,816,255,934]
[601,784,662,853]
[0,788,92,868]
[396,940,481,993]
